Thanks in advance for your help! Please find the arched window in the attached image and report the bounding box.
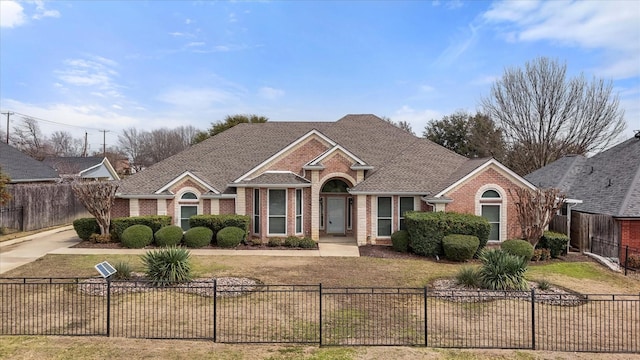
[321,179,349,193]
[178,191,199,230]
[479,189,502,241]
[181,192,198,200]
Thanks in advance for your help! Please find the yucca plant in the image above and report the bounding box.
[112,261,133,280]
[455,266,480,288]
[140,246,192,286]
[478,249,529,291]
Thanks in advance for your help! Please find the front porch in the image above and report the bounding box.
[317,235,359,257]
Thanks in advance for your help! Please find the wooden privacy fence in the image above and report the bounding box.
[568,212,620,259]
[3,183,89,231]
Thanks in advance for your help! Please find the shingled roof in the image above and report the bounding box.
[525,137,640,217]
[118,114,485,196]
[0,142,59,183]
[43,156,104,175]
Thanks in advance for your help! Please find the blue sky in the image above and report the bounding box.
[1,0,639,151]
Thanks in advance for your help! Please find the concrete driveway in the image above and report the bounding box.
[0,226,80,274]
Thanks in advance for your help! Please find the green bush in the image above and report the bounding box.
[284,236,301,248]
[531,248,551,261]
[405,212,490,258]
[189,215,250,240]
[298,237,316,249]
[89,233,112,243]
[121,225,154,249]
[111,215,172,241]
[154,225,183,247]
[456,266,480,288]
[183,227,213,248]
[501,239,534,260]
[391,230,410,253]
[442,234,480,262]
[112,261,133,280]
[216,226,245,248]
[141,246,192,286]
[268,237,283,247]
[538,231,568,258]
[478,249,529,291]
[73,218,99,240]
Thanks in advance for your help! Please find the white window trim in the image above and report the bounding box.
[398,196,415,231]
[253,188,260,235]
[175,187,202,227]
[267,189,287,236]
[481,204,502,242]
[475,184,507,242]
[376,196,393,238]
[295,188,303,235]
[180,205,198,230]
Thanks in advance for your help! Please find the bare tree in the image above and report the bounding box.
[71,180,119,237]
[482,57,626,175]
[508,187,566,248]
[118,127,197,170]
[49,131,83,156]
[117,127,146,172]
[175,125,200,148]
[0,166,11,206]
[382,116,415,135]
[10,117,51,160]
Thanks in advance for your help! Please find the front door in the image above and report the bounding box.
[327,197,345,234]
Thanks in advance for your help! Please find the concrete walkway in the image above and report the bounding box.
[0,227,359,275]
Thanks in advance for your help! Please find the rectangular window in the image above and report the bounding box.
[482,205,500,241]
[295,189,303,234]
[347,197,353,230]
[319,197,324,229]
[399,197,414,231]
[253,189,260,234]
[377,197,392,237]
[180,205,198,231]
[268,189,286,235]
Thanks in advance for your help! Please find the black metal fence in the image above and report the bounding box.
[1,278,639,353]
[623,245,640,276]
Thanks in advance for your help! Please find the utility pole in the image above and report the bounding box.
[82,131,88,157]
[100,130,109,157]
[1,112,13,144]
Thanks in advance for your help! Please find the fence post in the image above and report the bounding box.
[424,287,428,348]
[531,288,535,350]
[106,278,111,337]
[319,283,323,347]
[213,278,217,342]
[625,246,629,276]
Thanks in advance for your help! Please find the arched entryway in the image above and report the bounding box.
[320,178,353,235]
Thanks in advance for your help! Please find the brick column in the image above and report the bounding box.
[129,198,139,216]
[235,188,246,215]
[356,194,367,245]
[210,199,220,215]
[311,171,320,241]
[157,199,167,215]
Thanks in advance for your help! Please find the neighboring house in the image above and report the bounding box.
[43,156,120,181]
[525,134,640,256]
[0,142,59,183]
[114,114,536,245]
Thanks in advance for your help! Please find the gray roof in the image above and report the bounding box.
[241,172,311,186]
[525,137,640,217]
[0,142,59,182]
[42,156,103,175]
[119,114,475,196]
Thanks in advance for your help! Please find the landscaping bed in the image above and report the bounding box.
[71,240,317,250]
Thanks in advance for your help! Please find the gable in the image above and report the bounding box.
[155,171,219,195]
[439,162,535,199]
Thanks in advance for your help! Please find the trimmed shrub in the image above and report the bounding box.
[246,237,263,246]
[183,227,213,248]
[391,230,410,253]
[538,231,569,258]
[442,234,479,262]
[141,246,192,286]
[298,237,316,249]
[89,233,112,243]
[112,261,133,280]
[268,237,283,247]
[284,236,301,248]
[217,226,245,248]
[532,248,551,262]
[154,225,183,247]
[501,239,534,260]
[405,211,490,257]
[73,218,99,240]
[456,266,480,288]
[189,215,250,240]
[121,224,154,249]
[478,249,529,291]
[111,215,172,241]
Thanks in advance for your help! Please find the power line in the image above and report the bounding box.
[1,110,105,132]
[1,111,13,144]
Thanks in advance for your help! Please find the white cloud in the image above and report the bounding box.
[32,0,60,20]
[258,87,285,100]
[483,0,640,78]
[186,42,205,47]
[434,23,479,66]
[392,105,442,133]
[0,1,26,28]
[157,87,240,109]
[55,57,120,95]
[419,85,435,92]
